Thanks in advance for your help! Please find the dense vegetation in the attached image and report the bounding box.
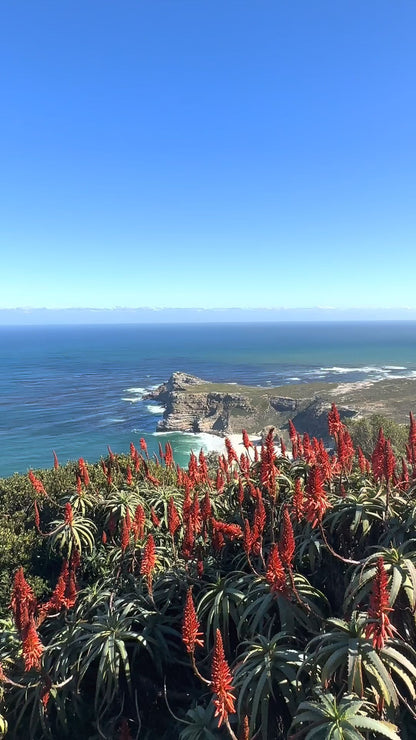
[1,409,416,739]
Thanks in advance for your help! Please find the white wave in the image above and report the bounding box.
[146,404,165,415]
[125,387,146,394]
[287,377,300,381]
[382,365,407,370]
[121,397,143,404]
[321,366,382,374]
[152,431,226,454]
[107,418,126,423]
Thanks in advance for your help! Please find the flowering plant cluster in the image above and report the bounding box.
[0,410,416,738]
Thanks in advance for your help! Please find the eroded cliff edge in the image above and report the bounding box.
[146,372,416,443]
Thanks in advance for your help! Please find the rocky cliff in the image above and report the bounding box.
[146,372,416,442]
[145,372,358,443]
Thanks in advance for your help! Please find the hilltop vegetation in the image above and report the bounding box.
[1,410,416,738]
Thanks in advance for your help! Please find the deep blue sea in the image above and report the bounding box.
[1,322,416,478]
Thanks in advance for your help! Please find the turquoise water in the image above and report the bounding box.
[1,321,415,477]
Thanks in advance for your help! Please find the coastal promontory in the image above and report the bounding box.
[146,371,416,443]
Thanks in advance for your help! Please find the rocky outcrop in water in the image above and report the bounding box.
[145,372,358,442]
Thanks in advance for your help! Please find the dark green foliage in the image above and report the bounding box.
[0,416,416,739]
[347,414,408,458]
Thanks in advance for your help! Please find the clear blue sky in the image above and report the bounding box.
[1,1,415,312]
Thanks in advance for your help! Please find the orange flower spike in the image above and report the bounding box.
[168,496,181,536]
[182,587,204,653]
[11,567,37,634]
[266,543,286,594]
[279,505,295,569]
[64,502,74,525]
[365,557,395,650]
[141,534,157,592]
[211,629,236,728]
[22,617,43,672]
[53,450,59,469]
[120,517,130,553]
[242,429,253,450]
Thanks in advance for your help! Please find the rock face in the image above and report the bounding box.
[146,373,255,434]
[145,372,358,442]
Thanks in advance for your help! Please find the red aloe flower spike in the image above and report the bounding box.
[372,428,386,482]
[215,468,225,493]
[64,502,74,525]
[182,587,204,653]
[78,458,90,486]
[409,411,416,449]
[22,617,43,672]
[168,496,181,536]
[211,629,236,728]
[243,519,253,555]
[288,419,298,459]
[399,457,409,491]
[211,519,243,541]
[43,560,69,614]
[357,446,367,474]
[140,437,148,457]
[279,505,295,569]
[120,517,130,553]
[132,504,145,541]
[34,501,41,532]
[304,465,331,528]
[28,470,46,496]
[265,543,286,594]
[198,449,209,483]
[237,479,245,506]
[225,438,238,465]
[126,465,132,486]
[11,567,37,634]
[254,491,266,535]
[292,478,304,522]
[141,534,157,592]
[240,715,250,740]
[190,493,202,534]
[150,507,161,527]
[165,441,174,467]
[365,557,395,650]
[188,451,199,484]
[242,429,253,450]
[53,450,59,469]
[328,402,342,438]
[383,439,396,486]
[182,522,195,560]
[201,490,212,523]
[125,507,132,532]
[63,568,77,609]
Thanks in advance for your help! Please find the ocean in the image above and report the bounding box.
[1,321,416,478]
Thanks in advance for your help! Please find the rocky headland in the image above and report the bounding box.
[145,372,416,444]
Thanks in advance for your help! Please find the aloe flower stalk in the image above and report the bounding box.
[279,505,295,569]
[211,629,236,729]
[365,557,395,649]
[22,617,43,672]
[182,587,204,654]
[265,543,286,594]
